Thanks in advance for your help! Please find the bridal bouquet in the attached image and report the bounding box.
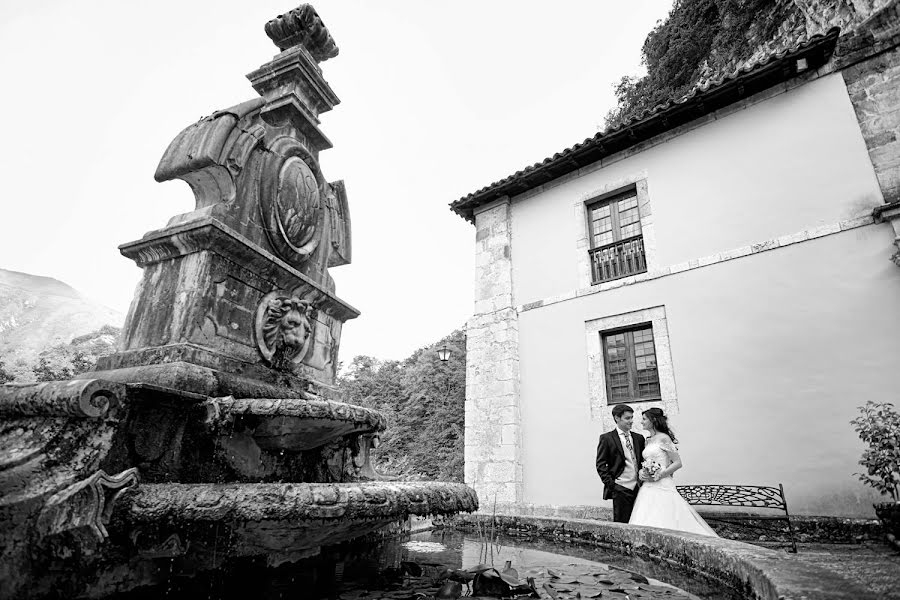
[640,461,663,481]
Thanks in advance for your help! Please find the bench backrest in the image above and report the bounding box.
[676,484,787,511]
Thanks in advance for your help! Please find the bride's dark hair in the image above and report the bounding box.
[643,408,678,443]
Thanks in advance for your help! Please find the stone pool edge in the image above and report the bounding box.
[452,514,876,600]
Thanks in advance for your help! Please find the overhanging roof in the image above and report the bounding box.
[450,28,840,222]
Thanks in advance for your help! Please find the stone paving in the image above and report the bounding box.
[786,542,900,599]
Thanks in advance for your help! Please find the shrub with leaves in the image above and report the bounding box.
[0,360,13,384]
[28,325,121,382]
[850,401,900,501]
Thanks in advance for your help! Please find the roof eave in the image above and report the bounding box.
[450,28,840,223]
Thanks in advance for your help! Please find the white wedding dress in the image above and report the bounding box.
[628,436,718,537]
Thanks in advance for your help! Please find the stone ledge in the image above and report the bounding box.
[204,395,387,434]
[702,512,883,545]
[470,502,883,544]
[119,217,360,319]
[518,214,878,314]
[453,514,878,600]
[119,481,479,522]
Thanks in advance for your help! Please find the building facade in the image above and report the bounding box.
[452,7,900,517]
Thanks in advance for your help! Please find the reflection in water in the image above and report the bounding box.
[107,529,744,600]
[400,540,448,553]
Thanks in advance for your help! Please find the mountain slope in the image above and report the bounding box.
[0,268,124,381]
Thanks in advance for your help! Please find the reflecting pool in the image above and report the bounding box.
[107,529,745,600]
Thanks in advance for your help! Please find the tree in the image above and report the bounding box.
[398,331,466,481]
[605,0,802,127]
[337,329,466,481]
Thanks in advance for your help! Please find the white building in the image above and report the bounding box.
[452,13,900,517]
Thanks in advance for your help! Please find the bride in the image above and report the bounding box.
[628,408,717,537]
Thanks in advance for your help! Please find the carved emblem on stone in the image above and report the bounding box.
[255,292,316,370]
[260,156,324,259]
[259,138,328,265]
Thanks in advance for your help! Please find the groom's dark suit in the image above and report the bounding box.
[595,428,646,522]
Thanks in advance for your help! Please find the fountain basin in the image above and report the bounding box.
[110,482,478,568]
[108,389,390,483]
[120,481,478,522]
[203,396,386,451]
[455,514,878,600]
[107,529,749,600]
[0,378,478,599]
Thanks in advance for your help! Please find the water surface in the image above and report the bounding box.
[109,529,745,599]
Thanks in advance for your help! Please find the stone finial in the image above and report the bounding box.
[265,5,339,61]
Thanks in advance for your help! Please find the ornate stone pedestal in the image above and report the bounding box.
[91,218,356,398]
[87,5,358,399]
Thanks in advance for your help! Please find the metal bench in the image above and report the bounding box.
[676,483,797,552]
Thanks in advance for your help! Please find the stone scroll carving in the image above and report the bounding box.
[154,108,351,280]
[0,379,124,419]
[325,180,351,267]
[37,468,140,542]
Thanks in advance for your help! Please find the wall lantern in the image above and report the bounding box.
[437,345,452,362]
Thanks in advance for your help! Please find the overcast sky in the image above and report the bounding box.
[0,0,673,362]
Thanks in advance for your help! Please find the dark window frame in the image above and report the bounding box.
[586,188,647,284]
[601,322,661,405]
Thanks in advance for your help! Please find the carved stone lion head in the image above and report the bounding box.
[256,293,315,369]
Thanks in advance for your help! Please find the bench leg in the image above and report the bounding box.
[780,484,798,553]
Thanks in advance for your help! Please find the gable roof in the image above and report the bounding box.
[449,27,840,222]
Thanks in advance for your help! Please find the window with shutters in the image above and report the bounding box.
[601,324,661,404]
[587,190,647,284]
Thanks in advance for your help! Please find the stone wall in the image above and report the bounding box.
[464,198,523,504]
[843,42,900,203]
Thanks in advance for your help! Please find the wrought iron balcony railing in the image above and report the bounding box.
[590,236,646,284]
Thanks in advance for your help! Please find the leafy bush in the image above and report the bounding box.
[30,325,121,382]
[851,401,900,501]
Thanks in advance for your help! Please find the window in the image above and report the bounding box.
[602,324,660,403]
[588,190,646,283]
[586,306,676,422]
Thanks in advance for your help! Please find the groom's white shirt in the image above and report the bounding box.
[615,427,638,491]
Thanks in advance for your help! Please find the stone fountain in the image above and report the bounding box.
[0,6,477,599]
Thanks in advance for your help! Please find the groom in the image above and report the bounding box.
[595,404,646,523]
